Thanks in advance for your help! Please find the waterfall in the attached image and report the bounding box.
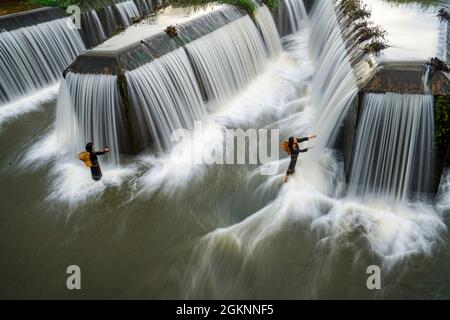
[56,73,122,165]
[275,0,308,37]
[126,48,207,152]
[255,6,283,58]
[58,11,273,160]
[349,93,435,200]
[308,0,358,147]
[133,0,153,16]
[115,0,141,27]
[185,16,267,104]
[80,10,107,48]
[422,65,431,95]
[0,18,86,105]
[101,5,121,36]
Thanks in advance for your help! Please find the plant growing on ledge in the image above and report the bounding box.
[340,0,371,21]
[438,8,450,22]
[354,25,386,45]
[362,40,389,57]
[428,57,450,73]
[131,16,143,24]
[338,0,389,58]
[165,24,178,37]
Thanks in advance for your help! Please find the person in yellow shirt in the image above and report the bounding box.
[78,142,110,181]
[283,134,316,183]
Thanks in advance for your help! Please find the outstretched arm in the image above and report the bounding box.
[94,147,110,156]
[297,134,317,143]
[299,147,313,153]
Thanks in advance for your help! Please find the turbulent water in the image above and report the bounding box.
[56,73,123,165]
[0,0,449,299]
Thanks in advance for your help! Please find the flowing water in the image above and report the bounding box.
[0,0,449,299]
[423,65,431,95]
[115,0,141,27]
[275,0,308,36]
[0,17,85,115]
[80,9,107,48]
[125,48,207,152]
[349,93,435,200]
[366,0,446,61]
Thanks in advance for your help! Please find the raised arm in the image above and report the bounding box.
[94,147,110,156]
[299,148,310,153]
[297,137,309,143]
[297,134,317,143]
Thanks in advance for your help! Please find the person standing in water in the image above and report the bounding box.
[283,134,317,183]
[78,142,110,181]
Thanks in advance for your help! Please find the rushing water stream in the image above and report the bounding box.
[0,0,449,299]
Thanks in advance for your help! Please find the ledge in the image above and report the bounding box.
[0,6,64,31]
[362,61,450,95]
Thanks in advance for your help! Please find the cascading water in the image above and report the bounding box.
[422,65,431,95]
[101,5,121,36]
[56,73,122,165]
[57,8,274,160]
[80,9,107,48]
[0,18,85,105]
[349,93,435,200]
[126,48,207,152]
[115,0,141,26]
[134,0,153,16]
[255,6,283,58]
[180,0,447,299]
[275,0,308,37]
[185,16,267,105]
[5,0,449,300]
[308,0,358,147]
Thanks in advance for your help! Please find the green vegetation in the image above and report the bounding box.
[27,0,114,10]
[262,0,278,11]
[28,0,78,9]
[169,0,256,17]
[438,8,450,22]
[341,0,371,20]
[435,96,450,146]
[338,0,389,57]
[26,0,275,16]
[0,1,41,16]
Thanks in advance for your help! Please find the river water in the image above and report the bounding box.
[0,0,449,299]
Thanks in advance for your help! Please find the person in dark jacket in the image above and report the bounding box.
[78,142,110,181]
[284,134,316,183]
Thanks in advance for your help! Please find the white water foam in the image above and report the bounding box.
[22,130,137,206]
[0,84,59,129]
[136,31,312,198]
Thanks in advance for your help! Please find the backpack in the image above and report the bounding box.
[281,141,291,155]
[78,152,93,167]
